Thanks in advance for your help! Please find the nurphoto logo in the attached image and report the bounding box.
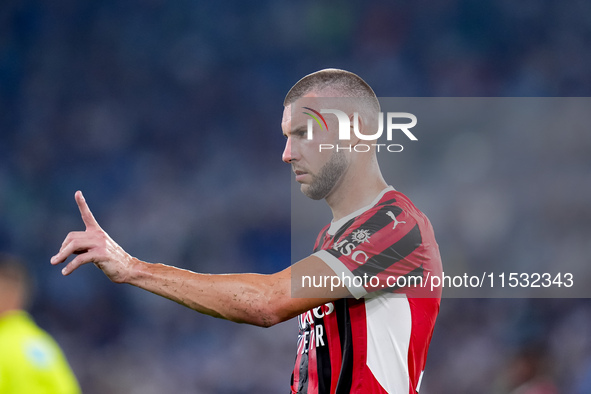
[302,108,418,153]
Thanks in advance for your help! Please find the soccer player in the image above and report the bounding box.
[51,69,442,393]
[0,254,81,394]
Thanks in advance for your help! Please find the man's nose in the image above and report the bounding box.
[282,137,297,163]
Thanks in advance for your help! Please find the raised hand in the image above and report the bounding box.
[50,191,136,283]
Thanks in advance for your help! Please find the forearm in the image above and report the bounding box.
[125,258,290,327]
[52,192,335,326]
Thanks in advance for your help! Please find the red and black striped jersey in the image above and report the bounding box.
[291,187,442,394]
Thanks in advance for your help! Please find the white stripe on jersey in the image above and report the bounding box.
[365,293,412,394]
[417,370,424,392]
[313,250,367,299]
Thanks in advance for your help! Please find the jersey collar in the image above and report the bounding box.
[327,186,395,236]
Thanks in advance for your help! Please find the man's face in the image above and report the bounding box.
[282,98,349,200]
[0,273,25,313]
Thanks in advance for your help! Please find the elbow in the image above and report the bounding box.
[250,296,293,328]
[222,295,287,328]
[252,301,288,328]
[226,273,296,328]
[257,316,280,328]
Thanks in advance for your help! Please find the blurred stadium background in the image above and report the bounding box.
[1,1,591,393]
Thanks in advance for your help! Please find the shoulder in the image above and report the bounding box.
[0,312,36,340]
[372,189,433,229]
[376,189,423,214]
[329,191,420,254]
[354,190,419,228]
[0,312,62,361]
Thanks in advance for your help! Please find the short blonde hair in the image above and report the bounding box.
[284,68,380,113]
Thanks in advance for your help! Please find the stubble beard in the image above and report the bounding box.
[301,150,349,200]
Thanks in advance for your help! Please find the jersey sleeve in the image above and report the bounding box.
[313,205,424,299]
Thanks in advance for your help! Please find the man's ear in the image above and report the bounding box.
[353,110,382,145]
[349,113,362,146]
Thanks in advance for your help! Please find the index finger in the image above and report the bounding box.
[75,191,101,229]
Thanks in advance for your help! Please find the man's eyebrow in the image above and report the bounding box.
[283,125,307,138]
[290,126,307,136]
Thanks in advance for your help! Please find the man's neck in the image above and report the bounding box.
[325,168,389,222]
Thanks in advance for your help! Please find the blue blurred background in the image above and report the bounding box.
[1,1,591,393]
